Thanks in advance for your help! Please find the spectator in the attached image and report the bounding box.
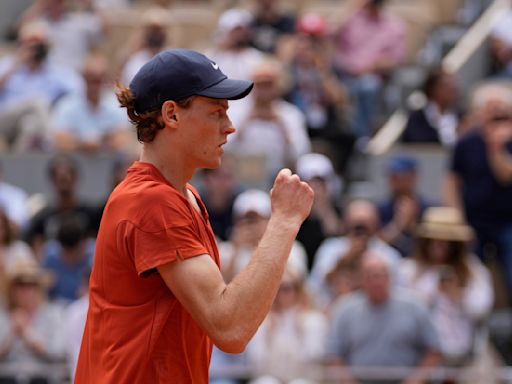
[227,59,311,182]
[247,268,328,383]
[378,155,431,257]
[333,0,405,139]
[0,22,83,152]
[400,207,493,365]
[219,189,307,283]
[326,254,441,383]
[120,7,170,86]
[199,155,241,241]
[490,9,512,78]
[286,14,354,175]
[309,199,401,310]
[41,212,94,303]
[444,83,512,299]
[19,0,104,72]
[51,54,129,153]
[401,68,460,145]
[0,260,65,371]
[25,155,100,259]
[208,9,264,81]
[296,153,343,270]
[250,0,296,54]
[0,163,30,230]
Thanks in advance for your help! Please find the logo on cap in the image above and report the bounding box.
[211,62,219,70]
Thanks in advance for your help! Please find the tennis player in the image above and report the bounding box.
[74,49,314,383]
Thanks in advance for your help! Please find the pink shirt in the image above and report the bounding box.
[335,9,405,75]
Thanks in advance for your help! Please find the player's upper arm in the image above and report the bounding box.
[157,255,245,352]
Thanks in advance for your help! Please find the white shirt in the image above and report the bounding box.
[121,50,155,87]
[63,295,89,380]
[424,102,458,146]
[207,47,264,81]
[492,10,512,47]
[0,181,29,229]
[227,100,311,179]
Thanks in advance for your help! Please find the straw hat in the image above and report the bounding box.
[6,259,53,288]
[416,207,473,242]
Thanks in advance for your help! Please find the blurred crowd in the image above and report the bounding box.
[0,0,512,383]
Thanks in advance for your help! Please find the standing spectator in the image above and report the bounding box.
[250,0,296,54]
[400,207,493,365]
[247,268,328,383]
[219,189,308,283]
[0,22,83,152]
[444,83,512,299]
[296,153,343,270]
[227,60,311,182]
[378,155,431,257]
[309,199,401,309]
[286,14,354,175]
[41,212,94,303]
[25,155,99,259]
[333,0,405,139]
[327,255,441,383]
[199,155,241,241]
[208,9,264,81]
[19,0,104,72]
[401,68,460,145]
[51,54,129,153]
[0,260,65,370]
[490,9,512,78]
[120,7,170,86]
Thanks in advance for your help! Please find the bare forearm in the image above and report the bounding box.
[219,217,300,342]
[404,351,441,383]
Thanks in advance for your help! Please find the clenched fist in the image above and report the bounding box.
[270,169,314,225]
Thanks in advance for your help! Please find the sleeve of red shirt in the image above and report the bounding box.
[119,199,209,277]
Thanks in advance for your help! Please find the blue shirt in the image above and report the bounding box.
[0,58,83,109]
[42,240,94,302]
[52,93,127,143]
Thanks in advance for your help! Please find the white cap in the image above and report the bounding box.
[217,9,253,34]
[296,153,334,181]
[233,189,271,219]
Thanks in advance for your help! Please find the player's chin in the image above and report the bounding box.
[202,156,222,170]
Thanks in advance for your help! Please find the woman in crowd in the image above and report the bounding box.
[400,207,494,365]
[246,267,328,383]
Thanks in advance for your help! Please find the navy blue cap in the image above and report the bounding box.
[387,155,417,174]
[129,49,253,114]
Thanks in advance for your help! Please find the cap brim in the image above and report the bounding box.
[197,78,253,100]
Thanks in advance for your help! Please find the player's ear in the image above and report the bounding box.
[161,100,178,128]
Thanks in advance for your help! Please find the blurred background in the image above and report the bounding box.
[0,0,512,383]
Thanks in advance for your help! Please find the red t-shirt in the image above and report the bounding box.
[75,162,220,384]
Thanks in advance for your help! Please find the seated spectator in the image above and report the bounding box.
[0,22,83,152]
[51,54,129,153]
[0,260,65,371]
[326,255,441,383]
[490,9,512,78]
[444,83,512,300]
[25,155,100,259]
[378,155,431,257]
[219,189,307,283]
[295,153,343,270]
[401,68,460,145]
[227,60,311,182]
[286,14,354,175]
[246,267,328,383]
[250,0,296,54]
[120,7,170,86]
[400,207,493,365]
[19,0,104,72]
[208,9,264,81]
[0,163,30,230]
[309,199,401,309]
[41,213,94,303]
[333,0,405,139]
[199,155,241,241]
